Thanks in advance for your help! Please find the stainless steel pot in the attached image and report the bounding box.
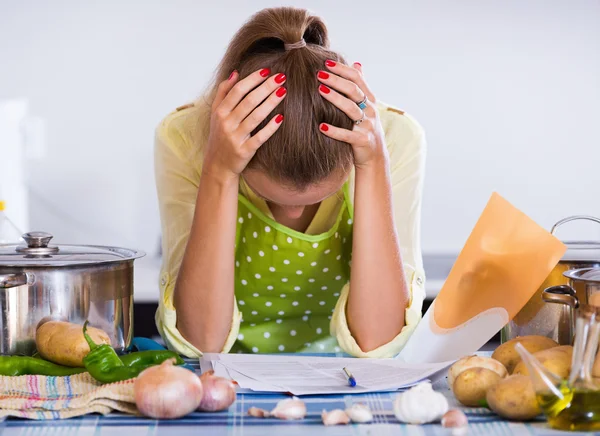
[501,216,600,345]
[542,267,600,333]
[0,231,144,355]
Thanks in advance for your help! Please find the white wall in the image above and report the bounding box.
[1,0,599,257]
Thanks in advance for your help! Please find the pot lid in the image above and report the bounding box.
[564,268,600,284]
[552,216,600,263]
[0,232,145,267]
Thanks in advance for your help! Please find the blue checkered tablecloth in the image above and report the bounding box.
[0,358,596,435]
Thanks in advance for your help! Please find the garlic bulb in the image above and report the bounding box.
[134,359,203,419]
[345,404,373,423]
[322,409,350,425]
[198,371,237,412]
[393,382,449,424]
[248,407,270,418]
[270,398,306,420]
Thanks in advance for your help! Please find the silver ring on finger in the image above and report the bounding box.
[353,111,365,125]
[356,96,368,110]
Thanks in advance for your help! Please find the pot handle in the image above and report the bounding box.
[0,273,28,289]
[551,215,600,235]
[542,285,580,309]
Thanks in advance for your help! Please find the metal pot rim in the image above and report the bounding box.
[0,232,145,267]
[0,245,146,267]
[563,267,600,284]
[559,241,600,263]
[552,216,600,262]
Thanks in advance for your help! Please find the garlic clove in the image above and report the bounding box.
[345,403,373,423]
[442,409,469,435]
[393,381,449,424]
[322,409,350,426]
[450,427,468,436]
[248,407,270,418]
[270,398,306,420]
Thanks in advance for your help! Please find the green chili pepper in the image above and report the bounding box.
[119,350,184,367]
[82,321,142,383]
[82,322,186,384]
[0,356,86,377]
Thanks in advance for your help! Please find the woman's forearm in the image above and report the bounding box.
[174,169,239,352]
[347,158,409,352]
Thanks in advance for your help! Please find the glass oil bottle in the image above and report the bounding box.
[516,304,600,432]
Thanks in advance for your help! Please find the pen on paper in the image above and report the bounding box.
[343,367,356,387]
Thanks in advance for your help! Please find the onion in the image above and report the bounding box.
[134,358,203,419]
[198,370,237,412]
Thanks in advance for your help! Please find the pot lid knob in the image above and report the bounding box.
[23,231,53,248]
[16,231,59,255]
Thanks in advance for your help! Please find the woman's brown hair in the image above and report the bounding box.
[205,7,354,190]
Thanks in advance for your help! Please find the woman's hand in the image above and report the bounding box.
[203,68,287,180]
[317,61,386,169]
[317,61,409,352]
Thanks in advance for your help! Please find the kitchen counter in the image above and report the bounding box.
[0,355,576,436]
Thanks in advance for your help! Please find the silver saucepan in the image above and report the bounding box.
[502,216,600,345]
[0,231,144,355]
[541,267,600,344]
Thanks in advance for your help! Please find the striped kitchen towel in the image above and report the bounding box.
[0,373,138,419]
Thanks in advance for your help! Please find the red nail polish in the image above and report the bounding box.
[276,87,287,97]
[228,70,236,80]
[354,62,362,67]
[275,114,284,124]
[317,71,329,80]
[260,68,271,77]
[274,73,286,84]
[319,84,330,94]
[320,123,329,132]
[325,60,337,67]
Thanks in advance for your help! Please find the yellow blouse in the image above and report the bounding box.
[154,100,427,358]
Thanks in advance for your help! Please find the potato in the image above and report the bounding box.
[447,355,507,388]
[492,336,558,373]
[452,367,502,407]
[36,321,111,367]
[512,345,573,379]
[486,375,541,421]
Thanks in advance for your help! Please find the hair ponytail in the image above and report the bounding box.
[205,7,354,189]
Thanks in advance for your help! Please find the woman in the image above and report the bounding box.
[155,7,426,358]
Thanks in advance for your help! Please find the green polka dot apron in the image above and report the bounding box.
[232,183,354,354]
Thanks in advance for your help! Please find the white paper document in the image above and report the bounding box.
[201,353,452,396]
